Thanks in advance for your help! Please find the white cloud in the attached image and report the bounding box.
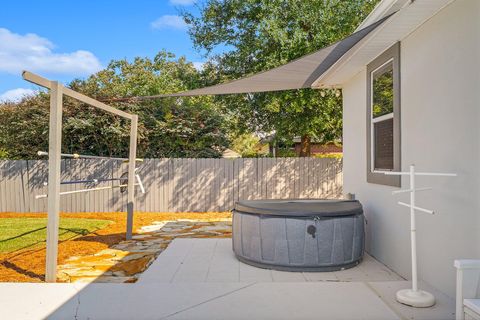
[0,88,36,102]
[0,28,102,75]
[169,0,196,5]
[192,61,205,71]
[151,15,187,30]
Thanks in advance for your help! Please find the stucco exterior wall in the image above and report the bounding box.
[342,0,480,297]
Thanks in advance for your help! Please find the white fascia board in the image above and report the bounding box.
[311,0,456,89]
[356,0,409,31]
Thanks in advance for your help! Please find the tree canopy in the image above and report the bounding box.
[182,0,379,155]
[0,51,229,159]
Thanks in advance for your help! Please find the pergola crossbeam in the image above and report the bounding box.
[22,71,134,120]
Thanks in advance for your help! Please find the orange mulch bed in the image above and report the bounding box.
[0,211,231,282]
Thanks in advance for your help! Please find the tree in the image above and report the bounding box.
[0,51,230,159]
[231,133,268,157]
[74,51,230,158]
[0,94,50,159]
[183,0,379,156]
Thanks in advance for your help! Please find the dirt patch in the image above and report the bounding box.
[0,211,231,282]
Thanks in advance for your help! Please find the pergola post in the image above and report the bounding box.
[126,115,138,240]
[45,81,63,283]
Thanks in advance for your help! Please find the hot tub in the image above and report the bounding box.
[232,199,364,272]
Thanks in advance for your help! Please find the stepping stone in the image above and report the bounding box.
[68,275,134,283]
[139,225,165,232]
[110,256,155,276]
[152,221,169,225]
[120,252,154,262]
[132,234,153,240]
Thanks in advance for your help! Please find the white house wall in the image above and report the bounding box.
[342,0,480,297]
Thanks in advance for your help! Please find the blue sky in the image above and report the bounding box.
[0,0,211,101]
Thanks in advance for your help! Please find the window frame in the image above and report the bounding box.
[366,42,401,187]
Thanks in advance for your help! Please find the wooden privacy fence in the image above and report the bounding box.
[0,158,343,213]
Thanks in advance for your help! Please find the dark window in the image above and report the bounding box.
[374,118,394,170]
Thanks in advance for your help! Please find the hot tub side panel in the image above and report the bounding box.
[232,212,364,271]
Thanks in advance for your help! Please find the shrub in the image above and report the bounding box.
[0,148,9,159]
[313,153,343,159]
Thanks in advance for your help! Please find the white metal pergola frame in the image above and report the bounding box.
[22,71,139,282]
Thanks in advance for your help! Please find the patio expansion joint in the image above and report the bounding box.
[203,239,219,282]
[364,281,408,320]
[169,241,195,283]
[159,282,257,319]
[73,293,80,320]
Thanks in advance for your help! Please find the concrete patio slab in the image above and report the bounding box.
[164,282,401,320]
[368,281,456,320]
[0,239,455,320]
[0,282,86,320]
[138,238,404,284]
[0,282,401,320]
[0,282,253,320]
[57,283,254,320]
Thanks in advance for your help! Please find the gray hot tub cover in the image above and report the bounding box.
[234,199,362,217]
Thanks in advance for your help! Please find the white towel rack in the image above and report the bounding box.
[384,164,456,308]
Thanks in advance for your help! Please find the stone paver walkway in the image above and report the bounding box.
[57,219,232,283]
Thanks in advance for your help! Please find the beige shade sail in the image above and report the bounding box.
[125,14,393,100]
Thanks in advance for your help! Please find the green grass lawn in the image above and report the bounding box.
[0,218,112,253]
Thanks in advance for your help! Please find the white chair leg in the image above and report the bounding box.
[457,268,464,320]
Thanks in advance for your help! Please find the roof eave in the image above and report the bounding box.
[310,16,390,89]
[311,0,456,88]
